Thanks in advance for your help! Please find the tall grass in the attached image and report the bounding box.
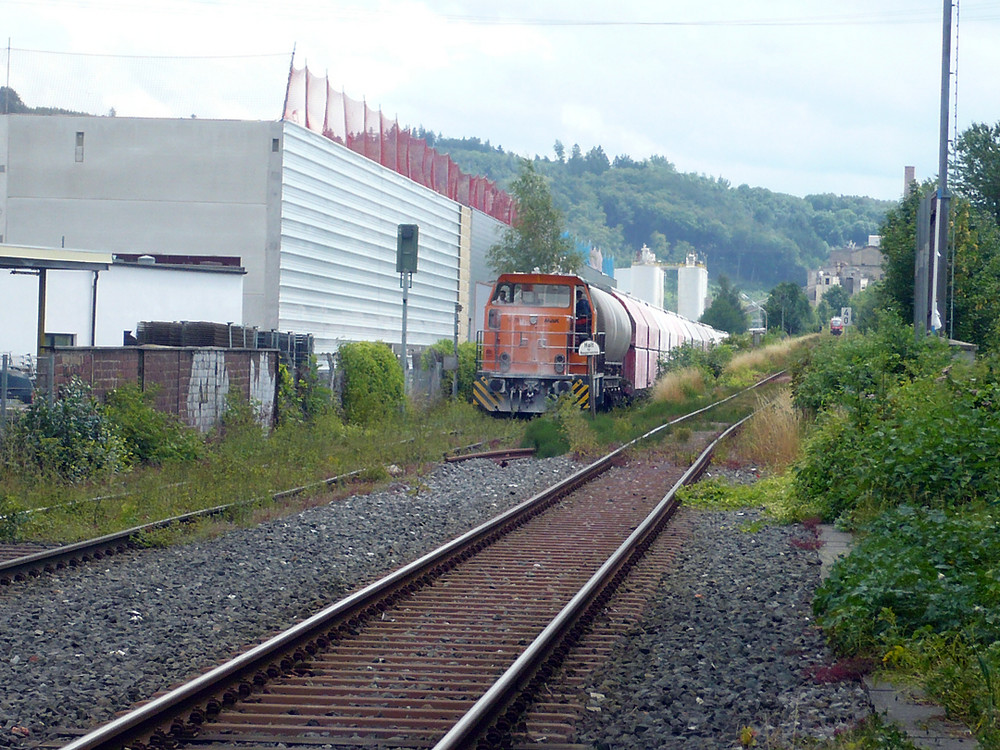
[1,401,522,544]
[652,366,707,403]
[728,389,802,472]
[721,335,814,387]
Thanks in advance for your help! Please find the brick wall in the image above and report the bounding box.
[50,347,278,432]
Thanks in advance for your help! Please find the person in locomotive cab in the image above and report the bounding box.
[492,283,512,304]
[575,287,592,345]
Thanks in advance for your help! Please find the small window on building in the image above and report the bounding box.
[75,132,85,162]
[44,333,77,348]
[272,138,280,152]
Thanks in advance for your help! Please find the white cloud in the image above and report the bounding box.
[3,0,999,199]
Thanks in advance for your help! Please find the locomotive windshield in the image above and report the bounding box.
[493,283,571,308]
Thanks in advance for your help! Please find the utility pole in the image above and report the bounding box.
[930,0,952,334]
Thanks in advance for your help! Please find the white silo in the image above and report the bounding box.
[616,245,663,308]
[677,253,708,321]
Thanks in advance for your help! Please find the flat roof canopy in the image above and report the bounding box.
[0,244,112,271]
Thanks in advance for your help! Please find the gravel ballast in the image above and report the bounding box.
[575,509,871,749]
[0,456,870,749]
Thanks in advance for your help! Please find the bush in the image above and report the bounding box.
[420,339,477,401]
[521,414,570,458]
[0,493,25,541]
[7,378,129,481]
[791,317,951,419]
[814,506,1000,655]
[661,342,734,379]
[103,384,203,464]
[338,341,404,425]
[277,359,335,425]
[792,359,1000,525]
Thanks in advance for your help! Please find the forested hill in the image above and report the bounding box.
[430,133,893,289]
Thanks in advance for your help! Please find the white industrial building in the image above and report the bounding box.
[614,246,708,323]
[615,245,664,309]
[0,246,244,357]
[677,253,709,322]
[0,113,506,360]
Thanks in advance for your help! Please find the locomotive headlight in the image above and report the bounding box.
[499,352,511,372]
[554,354,566,374]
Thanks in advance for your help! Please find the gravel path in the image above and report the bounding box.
[0,456,871,749]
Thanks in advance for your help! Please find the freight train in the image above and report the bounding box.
[473,272,727,414]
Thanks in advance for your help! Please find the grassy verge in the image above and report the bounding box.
[680,323,1000,748]
[1,401,523,544]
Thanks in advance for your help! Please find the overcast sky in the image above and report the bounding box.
[3,0,999,201]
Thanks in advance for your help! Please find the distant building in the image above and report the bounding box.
[677,253,709,322]
[807,239,885,306]
[615,246,708,322]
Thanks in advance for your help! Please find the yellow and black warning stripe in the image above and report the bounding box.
[571,379,589,408]
[473,376,500,412]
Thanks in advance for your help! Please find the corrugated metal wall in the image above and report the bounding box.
[467,209,507,339]
[280,123,463,353]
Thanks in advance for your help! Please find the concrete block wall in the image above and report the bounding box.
[52,349,142,394]
[50,347,278,432]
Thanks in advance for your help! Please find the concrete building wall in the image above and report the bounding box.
[0,115,281,328]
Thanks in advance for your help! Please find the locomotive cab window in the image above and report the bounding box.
[512,283,570,308]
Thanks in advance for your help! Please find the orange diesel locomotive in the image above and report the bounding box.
[473,272,725,414]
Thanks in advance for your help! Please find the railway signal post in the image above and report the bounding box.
[397,224,419,394]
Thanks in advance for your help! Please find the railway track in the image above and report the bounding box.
[1,435,506,584]
[0,470,364,585]
[54,399,759,750]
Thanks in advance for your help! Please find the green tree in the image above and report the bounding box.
[487,159,580,274]
[954,121,1000,225]
[584,146,610,175]
[948,199,1000,350]
[877,182,927,323]
[0,86,27,114]
[766,282,814,334]
[700,275,748,333]
[816,284,851,326]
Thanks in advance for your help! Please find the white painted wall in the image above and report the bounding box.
[1,115,281,329]
[0,115,505,357]
[0,263,243,359]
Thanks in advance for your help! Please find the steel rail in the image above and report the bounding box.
[444,446,536,463]
[1,470,363,584]
[432,412,755,749]
[57,455,614,750]
[57,372,784,750]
